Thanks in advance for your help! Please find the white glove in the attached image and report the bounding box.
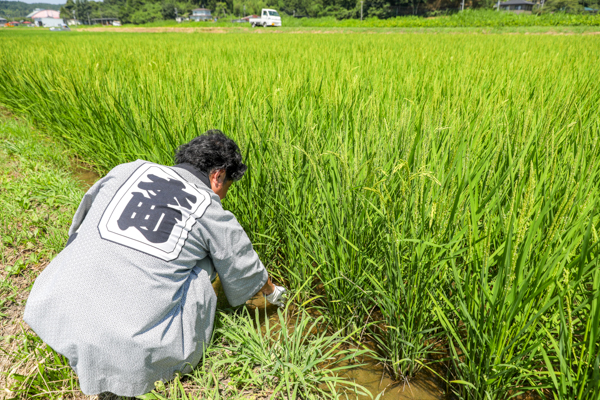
[265,285,287,308]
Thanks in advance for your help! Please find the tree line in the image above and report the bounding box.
[2,0,595,25]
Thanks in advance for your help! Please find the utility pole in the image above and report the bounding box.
[360,0,363,21]
[175,7,178,20]
[496,0,501,10]
[461,0,465,11]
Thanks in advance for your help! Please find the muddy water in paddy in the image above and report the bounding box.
[72,162,101,188]
[344,362,444,400]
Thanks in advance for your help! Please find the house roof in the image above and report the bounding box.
[499,0,535,5]
[192,8,211,11]
[26,8,42,18]
[30,10,61,19]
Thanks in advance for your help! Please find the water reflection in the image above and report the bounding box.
[343,359,444,399]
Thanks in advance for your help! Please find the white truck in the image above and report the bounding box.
[249,9,281,27]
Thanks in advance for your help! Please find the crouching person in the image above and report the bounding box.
[24,130,287,397]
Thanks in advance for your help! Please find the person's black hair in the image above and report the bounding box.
[175,130,247,181]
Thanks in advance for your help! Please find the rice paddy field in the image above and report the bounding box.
[1,30,600,399]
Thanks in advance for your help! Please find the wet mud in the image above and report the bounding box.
[71,162,101,188]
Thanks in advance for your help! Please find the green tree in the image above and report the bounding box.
[130,2,162,22]
[60,0,76,19]
[161,1,177,18]
[542,0,583,12]
[365,0,391,17]
[74,0,93,23]
[214,1,229,16]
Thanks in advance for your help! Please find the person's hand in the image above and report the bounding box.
[265,285,287,308]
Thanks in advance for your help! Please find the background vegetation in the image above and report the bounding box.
[2,0,599,27]
[55,0,600,26]
[1,30,600,399]
[279,9,600,25]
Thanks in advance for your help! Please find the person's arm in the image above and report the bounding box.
[197,204,270,307]
[259,276,275,295]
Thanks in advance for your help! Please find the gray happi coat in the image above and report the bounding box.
[24,160,268,396]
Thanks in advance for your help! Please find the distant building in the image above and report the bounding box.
[497,0,535,13]
[29,9,64,27]
[0,18,7,25]
[191,8,212,21]
[29,9,60,19]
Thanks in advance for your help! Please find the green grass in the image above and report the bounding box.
[159,307,373,400]
[1,30,600,399]
[0,114,83,267]
[0,113,85,399]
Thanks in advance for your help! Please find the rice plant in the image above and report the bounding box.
[0,30,599,397]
